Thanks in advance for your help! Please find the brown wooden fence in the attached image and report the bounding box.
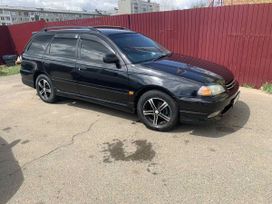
[1,4,271,87]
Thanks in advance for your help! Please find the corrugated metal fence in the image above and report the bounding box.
[130,4,272,87]
[1,4,272,87]
[0,26,14,64]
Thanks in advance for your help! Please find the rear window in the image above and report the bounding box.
[27,34,53,54]
[49,38,77,58]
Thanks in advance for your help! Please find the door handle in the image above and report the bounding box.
[43,61,49,67]
[78,67,87,71]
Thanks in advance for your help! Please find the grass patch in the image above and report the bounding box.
[242,83,255,89]
[0,65,20,76]
[262,83,272,94]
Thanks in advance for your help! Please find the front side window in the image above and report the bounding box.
[27,34,53,54]
[80,39,113,63]
[108,33,170,64]
[49,38,77,58]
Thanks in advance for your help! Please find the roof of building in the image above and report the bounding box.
[0,5,101,15]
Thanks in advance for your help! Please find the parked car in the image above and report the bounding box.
[21,26,240,131]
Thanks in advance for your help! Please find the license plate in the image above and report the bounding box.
[233,93,240,105]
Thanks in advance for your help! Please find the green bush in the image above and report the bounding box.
[0,65,20,76]
[262,83,272,94]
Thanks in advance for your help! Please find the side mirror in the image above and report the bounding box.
[103,53,121,68]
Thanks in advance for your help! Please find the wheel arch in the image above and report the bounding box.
[33,71,47,88]
[134,85,178,111]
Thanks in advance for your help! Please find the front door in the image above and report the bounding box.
[76,34,129,106]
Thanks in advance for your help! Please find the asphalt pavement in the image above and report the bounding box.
[0,75,272,204]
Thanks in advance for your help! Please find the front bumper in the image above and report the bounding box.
[179,83,240,123]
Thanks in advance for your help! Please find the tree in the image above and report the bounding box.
[190,1,208,8]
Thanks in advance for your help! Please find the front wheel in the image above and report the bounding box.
[137,90,179,131]
[35,74,57,103]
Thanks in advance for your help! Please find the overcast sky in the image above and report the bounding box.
[1,0,205,11]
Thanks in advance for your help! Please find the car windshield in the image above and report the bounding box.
[109,33,170,64]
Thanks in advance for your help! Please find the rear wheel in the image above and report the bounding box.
[137,90,178,131]
[35,74,56,103]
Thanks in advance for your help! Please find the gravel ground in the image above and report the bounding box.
[0,75,272,204]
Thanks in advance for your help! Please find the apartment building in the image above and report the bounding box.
[118,0,160,14]
[224,0,272,5]
[0,5,104,25]
[209,0,272,6]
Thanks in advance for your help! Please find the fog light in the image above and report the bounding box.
[208,111,221,119]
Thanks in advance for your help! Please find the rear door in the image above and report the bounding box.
[44,33,78,93]
[76,34,129,105]
[21,33,54,84]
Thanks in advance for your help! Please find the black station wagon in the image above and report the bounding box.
[21,26,240,131]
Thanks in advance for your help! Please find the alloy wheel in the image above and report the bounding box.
[37,79,52,101]
[142,98,171,127]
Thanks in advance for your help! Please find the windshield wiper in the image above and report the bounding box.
[153,52,172,61]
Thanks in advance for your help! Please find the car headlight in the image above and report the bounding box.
[197,85,225,96]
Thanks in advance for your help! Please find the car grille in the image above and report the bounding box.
[225,79,236,90]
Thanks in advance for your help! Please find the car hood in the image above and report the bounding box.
[141,54,234,84]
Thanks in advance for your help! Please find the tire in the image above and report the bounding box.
[35,74,57,103]
[137,90,179,131]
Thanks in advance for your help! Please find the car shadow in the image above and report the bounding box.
[173,101,251,138]
[0,137,24,204]
[58,98,138,122]
[57,99,250,138]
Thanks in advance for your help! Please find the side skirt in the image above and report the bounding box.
[56,90,135,114]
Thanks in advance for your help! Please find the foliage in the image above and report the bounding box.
[190,1,208,8]
[0,65,20,76]
[262,83,272,94]
[242,83,255,89]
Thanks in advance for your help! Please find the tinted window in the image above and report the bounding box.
[49,38,77,58]
[27,34,53,54]
[80,39,112,62]
[109,33,169,64]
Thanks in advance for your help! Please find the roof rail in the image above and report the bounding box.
[93,25,129,30]
[42,26,97,32]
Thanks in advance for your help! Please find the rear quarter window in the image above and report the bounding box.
[26,34,53,54]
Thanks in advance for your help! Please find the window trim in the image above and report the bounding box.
[77,33,130,67]
[79,34,116,58]
[77,34,128,70]
[25,34,54,55]
[48,36,79,59]
[78,38,115,63]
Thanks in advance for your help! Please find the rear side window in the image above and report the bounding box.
[80,39,112,62]
[49,38,77,58]
[27,34,53,54]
